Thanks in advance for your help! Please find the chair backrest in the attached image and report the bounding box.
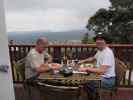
[115,58,127,86]
[14,58,26,80]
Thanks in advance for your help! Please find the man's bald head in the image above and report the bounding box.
[36,37,48,45]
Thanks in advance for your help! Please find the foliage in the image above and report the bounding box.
[110,0,133,8]
[86,0,133,43]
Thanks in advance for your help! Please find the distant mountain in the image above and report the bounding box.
[8,30,94,44]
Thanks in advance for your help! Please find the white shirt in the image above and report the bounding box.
[94,47,115,78]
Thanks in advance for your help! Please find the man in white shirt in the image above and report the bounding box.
[25,37,61,80]
[79,33,115,100]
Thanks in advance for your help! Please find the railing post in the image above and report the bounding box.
[53,46,62,63]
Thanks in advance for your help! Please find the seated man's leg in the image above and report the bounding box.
[25,74,39,86]
[83,81,98,100]
[101,77,115,89]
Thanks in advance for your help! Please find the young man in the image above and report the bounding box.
[79,33,115,99]
[25,37,61,80]
[79,33,115,100]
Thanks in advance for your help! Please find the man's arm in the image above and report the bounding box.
[35,63,50,73]
[34,63,61,73]
[78,56,96,64]
[79,65,109,75]
[30,52,61,73]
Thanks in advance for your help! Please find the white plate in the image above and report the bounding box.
[73,71,87,74]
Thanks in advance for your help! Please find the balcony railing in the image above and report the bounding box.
[9,44,133,87]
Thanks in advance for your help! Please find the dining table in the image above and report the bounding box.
[37,65,102,100]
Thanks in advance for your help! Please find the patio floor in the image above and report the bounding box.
[14,83,133,100]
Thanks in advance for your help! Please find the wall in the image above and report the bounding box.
[0,0,15,100]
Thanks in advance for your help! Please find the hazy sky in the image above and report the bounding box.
[5,0,110,32]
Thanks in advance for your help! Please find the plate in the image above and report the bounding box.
[73,71,87,74]
[80,63,94,68]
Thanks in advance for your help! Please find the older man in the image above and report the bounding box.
[25,37,61,80]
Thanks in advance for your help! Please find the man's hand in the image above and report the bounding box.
[79,67,88,72]
[79,67,93,73]
[38,63,61,73]
[78,57,95,65]
[51,63,61,70]
[47,56,53,63]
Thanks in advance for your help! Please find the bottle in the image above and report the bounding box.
[64,56,68,65]
[73,59,79,71]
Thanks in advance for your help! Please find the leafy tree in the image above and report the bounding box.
[87,0,133,43]
[110,0,133,8]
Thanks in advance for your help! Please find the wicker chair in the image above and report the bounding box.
[100,58,128,100]
[14,58,42,100]
[37,82,81,100]
[14,58,26,81]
